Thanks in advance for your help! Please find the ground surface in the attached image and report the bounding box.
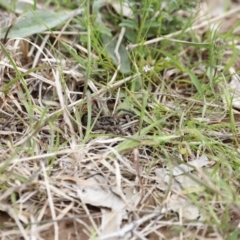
[0,0,240,239]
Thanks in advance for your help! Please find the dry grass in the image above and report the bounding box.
[0,1,240,239]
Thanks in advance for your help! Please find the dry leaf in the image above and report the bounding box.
[166,194,202,220]
[110,1,133,19]
[155,155,209,220]
[76,174,127,235]
[228,67,240,109]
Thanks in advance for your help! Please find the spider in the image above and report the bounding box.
[82,108,136,135]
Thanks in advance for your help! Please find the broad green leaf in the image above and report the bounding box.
[0,9,83,39]
[226,230,239,240]
[0,0,17,12]
[92,1,114,37]
[0,0,35,13]
[102,34,131,74]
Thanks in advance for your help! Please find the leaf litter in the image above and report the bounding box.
[0,0,240,239]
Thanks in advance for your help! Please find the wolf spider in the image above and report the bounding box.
[82,108,136,135]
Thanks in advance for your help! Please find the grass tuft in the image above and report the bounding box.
[0,0,240,239]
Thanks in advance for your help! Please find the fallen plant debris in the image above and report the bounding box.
[0,0,240,239]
